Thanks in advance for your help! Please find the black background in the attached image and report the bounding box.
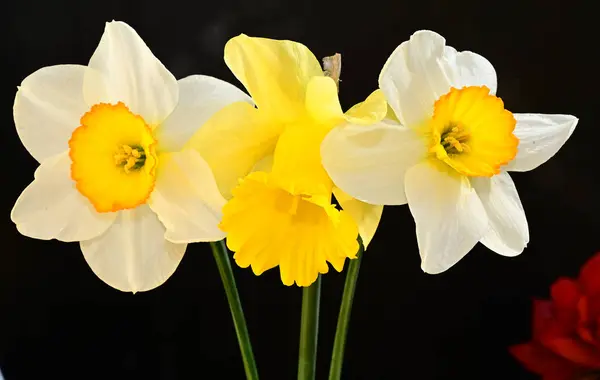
[1,0,597,379]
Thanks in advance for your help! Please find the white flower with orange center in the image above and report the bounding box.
[11,21,251,292]
[322,30,578,274]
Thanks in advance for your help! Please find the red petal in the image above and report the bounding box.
[587,295,600,320]
[533,299,580,358]
[549,279,581,335]
[510,342,579,379]
[544,337,600,368]
[580,297,591,323]
[595,316,600,345]
[552,278,581,309]
[577,297,596,344]
[580,252,600,296]
[533,300,555,339]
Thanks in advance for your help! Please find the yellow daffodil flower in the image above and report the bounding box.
[322,30,578,274]
[186,35,388,286]
[11,21,252,292]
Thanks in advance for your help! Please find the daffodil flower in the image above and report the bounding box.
[186,35,388,286]
[321,30,578,274]
[11,21,251,292]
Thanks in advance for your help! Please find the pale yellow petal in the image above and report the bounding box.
[333,187,383,249]
[385,103,400,123]
[185,101,282,199]
[321,121,426,205]
[13,64,89,163]
[11,152,116,242]
[224,34,323,122]
[405,161,488,274]
[250,154,274,173]
[149,149,226,243]
[81,205,186,293]
[155,75,253,152]
[379,30,451,128]
[305,76,344,124]
[84,21,178,124]
[344,89,388,125]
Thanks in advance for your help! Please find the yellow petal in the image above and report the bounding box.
[185,101,282,199]
[149,149,226,243]
[333,187,383,249]
[385,103,400,123]
[344,89,387,125]
[271,122,333,197]
[305,76,344,124]
[221,172,358,287]
[224,34,323,122]
[251,153,274,173]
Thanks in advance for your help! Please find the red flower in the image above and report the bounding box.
[511,253,600,380]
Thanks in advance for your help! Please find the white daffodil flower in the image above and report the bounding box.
[321,30,578,274]
[11,21,251,292]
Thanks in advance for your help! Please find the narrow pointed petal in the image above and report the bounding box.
[472,173,529,256]
[11,152,116,242]
[13,65,88,162]
[81,205,186,293]
[507,114,578,172]
[83,21,178,124]
[155,75,253,152]
[322,121,426,205]
[150,149,226,243]
[404,162,488,274]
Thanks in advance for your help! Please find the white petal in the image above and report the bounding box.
[155,75,253,152]
[11,152,116,242]
[404,162,488,274]
[472,173,529,256]
[506,114,578,172]
[149,149,226,243]
[13,65,89,162]
[81,205,186,293]
[378,30,498,128]
[83,21,178,124]
[442,47,497,94]
[322,120,426,205]
[378,30,451,127]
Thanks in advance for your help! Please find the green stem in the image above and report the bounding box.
[328,240,365,380]
[210,240,259,380]
[297,275,322,380]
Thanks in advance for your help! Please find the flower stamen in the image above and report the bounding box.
[426,86,517,177]
[441,124,471,154]
[114,144,147,173]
